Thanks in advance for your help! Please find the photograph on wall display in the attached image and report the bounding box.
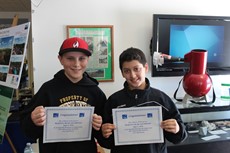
[0,23,30,143]
[0,22,30,89]
[67,25,114,82]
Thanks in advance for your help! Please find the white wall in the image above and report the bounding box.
[31,0,230,99]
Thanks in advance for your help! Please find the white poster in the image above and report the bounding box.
[0,22,30,89]
[112,106,164,146]
[43,107,94,143]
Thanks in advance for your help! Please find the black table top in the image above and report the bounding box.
[167,129,230,147]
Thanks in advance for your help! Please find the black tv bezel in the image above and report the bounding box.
[151,14,230,77]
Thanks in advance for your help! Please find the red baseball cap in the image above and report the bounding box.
[59,37,92,56]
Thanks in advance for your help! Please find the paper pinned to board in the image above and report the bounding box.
[0,22,30,89]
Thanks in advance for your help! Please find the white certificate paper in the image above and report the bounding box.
[112,106,164,146]
[43,107,94,143]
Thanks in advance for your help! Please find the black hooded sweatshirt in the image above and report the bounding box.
[20,70,107,153]
[102,78,187,153]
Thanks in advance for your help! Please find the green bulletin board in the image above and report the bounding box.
[67,25,114,82]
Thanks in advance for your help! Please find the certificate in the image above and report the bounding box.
[112,106,164,146]
[43,107,94,143]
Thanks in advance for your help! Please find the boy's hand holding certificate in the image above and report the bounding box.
[112,106,164,146]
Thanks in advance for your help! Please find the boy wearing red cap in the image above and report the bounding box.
[20,37,107,153]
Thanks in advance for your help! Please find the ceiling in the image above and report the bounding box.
[0,0,31,12]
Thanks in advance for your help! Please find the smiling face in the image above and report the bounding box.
[121,60,148,90]
[58,51,89,83]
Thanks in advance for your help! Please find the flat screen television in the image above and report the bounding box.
[151,14,230,77]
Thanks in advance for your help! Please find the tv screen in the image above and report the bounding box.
[151,14,230,77]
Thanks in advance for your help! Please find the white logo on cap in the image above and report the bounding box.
[73,41,79,48]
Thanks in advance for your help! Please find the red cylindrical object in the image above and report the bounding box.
[184,49,207,74]
[183,49,212,97]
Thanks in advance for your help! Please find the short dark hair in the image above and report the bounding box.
[119,47,147,70]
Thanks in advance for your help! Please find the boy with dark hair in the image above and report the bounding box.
[101,47,187,153]
[20,37,107,153]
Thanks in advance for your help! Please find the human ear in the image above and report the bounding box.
[144,63,149,73]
